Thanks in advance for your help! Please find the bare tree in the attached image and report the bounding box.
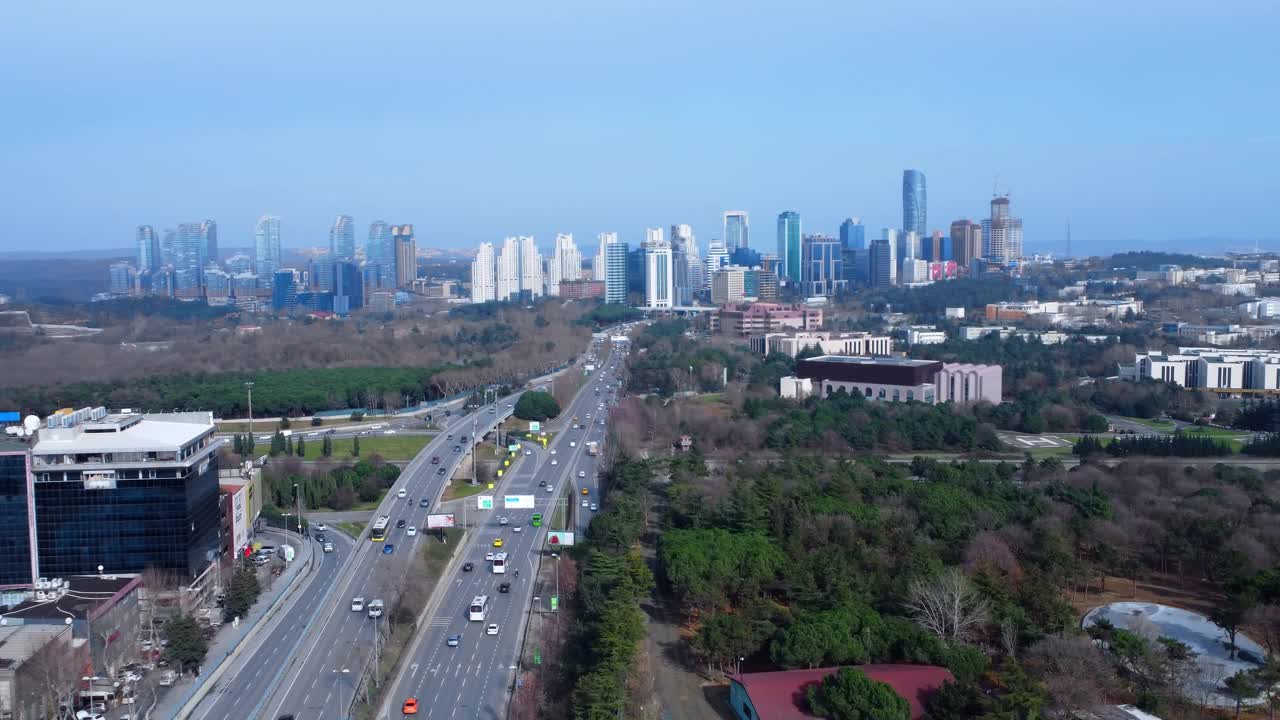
[905,568,990,644]
[1025,635,1115,719]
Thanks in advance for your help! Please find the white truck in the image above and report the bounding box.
[367,599,384,619]
[586,441,599,456]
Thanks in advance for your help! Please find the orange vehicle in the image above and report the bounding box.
[403,697,419,714]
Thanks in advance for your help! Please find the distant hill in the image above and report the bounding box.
[0,256,120,303]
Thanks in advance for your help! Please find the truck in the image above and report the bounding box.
[368,599,384,619]
[586,441,599,456]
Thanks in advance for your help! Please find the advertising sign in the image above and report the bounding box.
[508,444,520,452]
[231,486,248,554]
[477,495,495,510]
[529,421,540,432]
[426,513,456,529]
[503,494,535,509]
[546,531,576,547]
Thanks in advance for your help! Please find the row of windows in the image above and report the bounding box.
[825,383,935,403]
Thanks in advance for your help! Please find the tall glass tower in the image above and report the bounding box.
[839,217,865,250]
[366,221,395,288]
[902,170,927,239]
[776,211,802,283]
[723,211,749,252]
[330,214,355,259]
[254,215,282,278]
[136,225,159,273]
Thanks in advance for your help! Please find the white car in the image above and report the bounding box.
[513,525,523,533]
[581,499,589,507]
[578,470,586,478]
[546,485,553,493]
[76,712,105,720]
[524,450,531,456]
[499,517,509,526]
[397,488,407,499]
[570,441,577,448]
[590,503,598,511]
[407,526,417,536]
[486,623,500,635]
[551,459,558,465]
[485,552,496,561]
[351,597,365,612]
[314,523,328,532]
[549,449,557,455]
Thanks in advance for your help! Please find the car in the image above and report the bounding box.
[581,487,589,495]
[485,552,496,561]
[323,542,334,553]
[513,525,523,533]
[499,517,509,526]
[314,523,328,532]
[403,698,418,715]
[351,597,365,612]
[582,499,589,507]
[578,470,586,478]
[549,449,557,455]
[76,712,105,720]
[447,634,460,647]
[396,519,407,528]
[397,488,407,499]
[546,485,553,493]
[539,480,547,487]
[315,533,328,543]
[368,599,384,618]
[463,562,475,572]
[590,503,598,511]
[524,450,532,456]
[486,623,499,635]
[407,526,417,536]
[493,538,504,548]
[570,441,576,447]
[550,459,558,465]
[437,468,446,475]
[431,456,440,464]
[420,498,430,507]
[586,414,591,419]
[383,544,395,554]
[499,582,511,593]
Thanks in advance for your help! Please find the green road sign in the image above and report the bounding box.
[551,596,558,611]
[534,648,542,665]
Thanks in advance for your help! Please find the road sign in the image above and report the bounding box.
[504,495,535,509]
[477,496,494,510]
[551,597,558,611]
[534,649,541,665]
[529,421,540,432]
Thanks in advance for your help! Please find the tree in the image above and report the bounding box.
[905,568,990,644]
[351,410,365,421]
[1212,585,1258,660]
[514,390,561,422]
[279,416,291,429]
[164,613,208,671]
[295,436,306,457]
[924,680,988,720]
[223,561,261,622]
[285,435,294,455]
[806,667,911,720]
[352,436,360,457]
[322,435,333,457]
[270,431,285,456]
[1025,635,1114,717]
[1222,669,1260,720]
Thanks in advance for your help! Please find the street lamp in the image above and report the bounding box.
[244,381,255,437]
[332,667,352,717]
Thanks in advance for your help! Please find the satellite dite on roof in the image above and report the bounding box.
[2,415,40,438]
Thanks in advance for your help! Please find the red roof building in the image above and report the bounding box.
[728,665,953,720]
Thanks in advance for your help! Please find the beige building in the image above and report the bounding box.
[711,266,746,305]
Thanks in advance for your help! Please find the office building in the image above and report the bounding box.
[705,241,730,289]
[330,214,355,259]
[254,215,282,278]
[982,195,1023,263]
[950,220,982,267]
[898,230,920,263]
[801,234,846,297]
[776,211,802,283]
[393,224,417,288]
[136,225,159,273]
[869,234,897,288]
[272,271,298,311]
[310,256,336,292]
[366,291,396,314]
[627,247,647,295]
[200,219,218,269]
[334,261,364,316]
[902,169,927,239]
[604,235,629,305]
[731,246,761,268]
[907,326,948,345]
[160,228,177,268]
[717,302,823,336]
[202,268,232,299]
[901,258,930,285]
[225,253,253,274]
[923,230,944,262]
[643,228,673,309]
[724,211,749,251]
[687,253,706,296]
[559,280,605,299]
[749,331,892,358]
[367,220,395,289]
[546,234,582,297]
[166,222,203,296]
[0,439,36,588]
[839,217,866,251]
[752,269,779,302]
[30,409,221,579]
[670,224,695,306]
[108,262,137,296]
[5,574,144,679]
[711,266,746,305]
[1121,347,1280,394]
[471,242,496,303]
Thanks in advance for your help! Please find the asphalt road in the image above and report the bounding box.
[379,351,622,720]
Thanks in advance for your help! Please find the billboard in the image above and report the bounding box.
[230,485,248,555]
[546,531,576,547]
[427,513,456,529]
[528,421,540,432]
[503,495,535,509]
[477,495,494,510]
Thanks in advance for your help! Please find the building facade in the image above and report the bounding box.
[330,214,355,259]
[136,225,159,273]
[711,266,746,305]
[718,302,823,335]
[604,237,629,305]
[643,228,673,309]
[801,234,846,297]
[366,220,395,289]
[950,220,982,267]
[750,331,891,357]
[776,211,802,283]
[724,211,749,251]
[254,214,282,278]
[982,196,1023,263]
[393,224,417,288]
[869,235,897,288]
[0,442,36,588]
[902,169,927,239]
[471,241,496,303]
[790,356,1003,406]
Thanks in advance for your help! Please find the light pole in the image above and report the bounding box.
[293,482,302,539]
[332,667,352,718]
[244,381,255,438]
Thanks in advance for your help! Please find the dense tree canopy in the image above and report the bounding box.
[514,390,561,422]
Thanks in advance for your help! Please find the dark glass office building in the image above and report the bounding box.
[0,445,36,588]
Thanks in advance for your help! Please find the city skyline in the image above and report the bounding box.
[2,2,1276,256]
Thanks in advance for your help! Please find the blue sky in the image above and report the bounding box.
[2,0,1276,257]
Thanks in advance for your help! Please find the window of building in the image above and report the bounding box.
[892,390,900,401]
[906,390,914,401]
[878,389,885,399]
[865,387,872,397]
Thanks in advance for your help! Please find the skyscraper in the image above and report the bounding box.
[898,231,920,263]
[254,215,282,278]
[776,211,802,283]
[330,215,356,259]
[160,228,176,268]
[643,228,673,309]
[801,234,846,297]
[838,218,865,250]
[723,211,749,251]
[334,260,364,316]
[366,221,395,289]
[471,242,496,303]
[496,237,521,302]
[109,262,136,295]
[670,224,695,305]
[982,196,1023,263]
[869,236,896,288]
[519,236,543,300]
[393,224,417,288]
[593,233,614,282]
[949,220,979,267]
[200,220,218,268]
[172,222,204,293]
[546,233,582,296]
[603,235,628,305]
[704,241,729,289]
[902,169,927,239]
[136,225,159,273]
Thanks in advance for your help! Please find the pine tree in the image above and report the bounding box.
[352,436,361,457]
[270,431,285,456]
[296,437,306,457]
[322,435,333,457]
[286,435,294,455]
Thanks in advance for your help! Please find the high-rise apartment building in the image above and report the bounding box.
[839,218,865,250]
[160,228,176,268]
[801,234,847,297]
[519,236,542,300]
[136,225,159,273]
[593,233,613,282]
[496,237,521,302]
[545,234,582,297]
[643,228,673,309]
[366,221,395,289]
[776,211,802,283]
[109,262,137,295]
[254,215,282,278]
[723,211,749,251]
[603,235,628,305]
[704,241,730,289]
[711,266,746,305]
[471,242,496,303]
[982,196,1023,263]
[330,214,355,259]
[200,220,218,269]
[670,224,695,305]
[393,224,417,288]
[950,220,982,267]
[902,169,927,239]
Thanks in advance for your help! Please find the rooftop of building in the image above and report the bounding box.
[0,624,72,669]
[4,575,141,622]
[32,411,214,456]
[731,665,952,720]
[805,355,937,368]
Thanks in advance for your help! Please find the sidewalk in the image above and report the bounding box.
[145,529,317,720]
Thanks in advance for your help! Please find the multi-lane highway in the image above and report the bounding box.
[379,349,622,720]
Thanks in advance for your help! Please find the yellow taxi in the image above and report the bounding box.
[493,538,504,548]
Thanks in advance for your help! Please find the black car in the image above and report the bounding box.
[419,498,430,507]
[498,582,511,593]
[437,468,446,475]
[539,480,547,487]
[314,533,327,543]
[463,562,474,572]
[396,519,407,528]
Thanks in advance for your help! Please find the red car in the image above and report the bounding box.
[403,697,419,714]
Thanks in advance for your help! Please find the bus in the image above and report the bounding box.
[531,513,542,527]
[468,595,489,622]
[370,516,390,542]
[492,552,508,574]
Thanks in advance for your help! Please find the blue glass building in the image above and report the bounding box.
[902,170,927,239]
[776,211,802,283]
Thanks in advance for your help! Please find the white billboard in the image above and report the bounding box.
[231,485,248,554]
[503,495,535,509]
[477,495,494,510]
[546,531,575,547]
[426,513,456,529]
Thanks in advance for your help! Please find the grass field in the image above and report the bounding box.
[441,481,489,503]
[337,520,367,539]
[1179,426,1252,442]
[217,416,398,433]
[1122,416,1176,431]
[293,434,433,461]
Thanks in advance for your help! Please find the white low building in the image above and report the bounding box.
[906,326,947,345]
[1122,347,1280,394]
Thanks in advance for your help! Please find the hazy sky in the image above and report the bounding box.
[3,0,1277,257]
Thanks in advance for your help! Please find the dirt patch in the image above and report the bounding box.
[1066,572,1223,621]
